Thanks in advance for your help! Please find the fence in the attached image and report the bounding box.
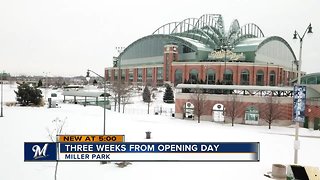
[108,104,174,116]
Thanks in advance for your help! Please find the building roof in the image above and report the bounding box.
[62,90,101,97]
[301,73,320,84]
[175,84,320,98]
[62,90,110,97]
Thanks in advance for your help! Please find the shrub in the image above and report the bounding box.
[15,83,43,106]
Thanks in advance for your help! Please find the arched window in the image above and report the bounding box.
[129,69,133,82]
[224,69,233,84]
[240,69,250,85]
[175,69,183,85]
[121,69,126,81]
[256,70,264,86]
[147,68,152,85]
[147,68,152,79]
[269,71,276,86]
[206,69,216,84]
[107,70,111,80]
[189,69,199,84]
[245,106,259,125]
[114,69,118,81]
[157,67,163,86]
[138,69,143,82]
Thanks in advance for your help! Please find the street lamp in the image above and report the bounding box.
[1,71,3,117]
[220,38,232,84]
[86,69,107,135]
[292,23,313,164]
[42,72,50,101]
[116,47,125,113]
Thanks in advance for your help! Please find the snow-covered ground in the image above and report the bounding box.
[1,84,320,180]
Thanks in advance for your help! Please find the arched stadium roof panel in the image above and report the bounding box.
[257,36,297,61]
[233,37,266,52]
[177,37,212,51]
[233,36,296,58]
[232,36,297,68]
[255,36,297,67]
[119,34,212,63]
[196,14,225,36]
[120,34,196,59]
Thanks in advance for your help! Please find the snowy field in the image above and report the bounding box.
[1,84,320,180]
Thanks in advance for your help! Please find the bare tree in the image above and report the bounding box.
[110,81,130,112]
[190,87,208,123]
[121,87,132,113]
[46,117,66,180]
[260,95,281,129]
[225,94,239,126]
[113,97,117,111]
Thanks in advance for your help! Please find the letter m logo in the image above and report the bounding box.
[24,143,57,161]
[32,144,48,159]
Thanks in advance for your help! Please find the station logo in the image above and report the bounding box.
[32,143,48,159]
[24,143,57,161]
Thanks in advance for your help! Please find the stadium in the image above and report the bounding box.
[105,14,320,128]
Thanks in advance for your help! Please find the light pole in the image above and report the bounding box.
[43,72,50,101]
[292,23,313,164]
[86,69,107,135]
[116,47,125,113]
[224,47,227,83]
[1,71,3,117]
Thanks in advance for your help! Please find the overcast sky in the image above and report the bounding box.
[0,0,319,77]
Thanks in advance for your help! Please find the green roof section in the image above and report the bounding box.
[178,37,212,51]
[233,37,266,52]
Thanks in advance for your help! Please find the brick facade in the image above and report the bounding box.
[175,93,320,128]
[107,64,296,87]
[105,44,298,87]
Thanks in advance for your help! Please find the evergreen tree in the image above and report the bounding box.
[38,79,43,87]
[142,85,151,114]
[15,83,43,106]
[93,79,98,86]
[142,85,151,103]
[163,84,174,103]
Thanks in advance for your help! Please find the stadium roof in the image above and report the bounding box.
[119,14,266,59]
[117,14,296,65]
